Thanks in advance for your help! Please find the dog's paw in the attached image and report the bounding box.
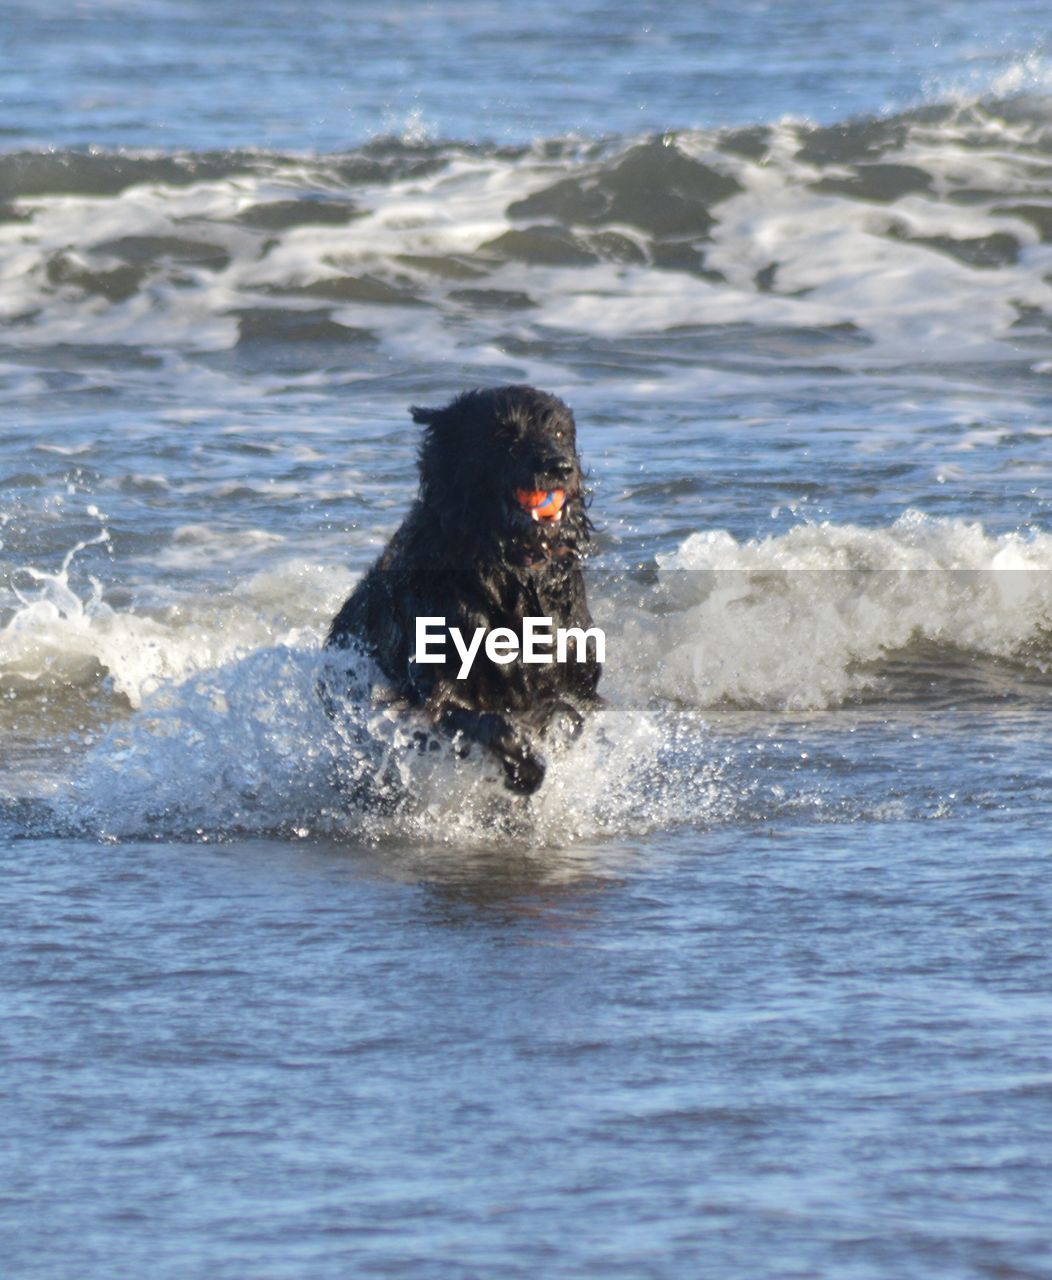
[546,699,585,742]
[502,749,546,795]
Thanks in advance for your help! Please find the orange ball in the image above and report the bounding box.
[515,488,567,520]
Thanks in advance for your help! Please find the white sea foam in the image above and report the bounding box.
[613,510,1052,710]
[1,538,355,708]
[4,103,1052,382]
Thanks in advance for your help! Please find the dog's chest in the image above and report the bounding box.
[456,569,589,697]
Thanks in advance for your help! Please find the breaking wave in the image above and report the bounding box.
[622,510,1052,710]
[2,93,1052,377]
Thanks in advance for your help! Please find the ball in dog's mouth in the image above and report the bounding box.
[514,488,566,524]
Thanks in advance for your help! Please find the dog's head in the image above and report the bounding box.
[411,385,591,568]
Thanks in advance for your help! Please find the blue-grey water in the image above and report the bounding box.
[4,2,1052,1276]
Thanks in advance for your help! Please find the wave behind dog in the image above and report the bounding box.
[2,91,1052,382]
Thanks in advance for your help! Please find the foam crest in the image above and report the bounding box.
[618,511,1052,709]
[1,540,353,709]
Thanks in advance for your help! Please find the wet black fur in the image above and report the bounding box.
[325,385,602,793]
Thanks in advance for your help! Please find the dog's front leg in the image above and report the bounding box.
[436,706,546,795]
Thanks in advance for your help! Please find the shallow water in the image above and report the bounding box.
[5,816,1052,1279]
[4,2,1052,1276]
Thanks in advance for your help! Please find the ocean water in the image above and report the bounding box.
[4,2,1052,1275]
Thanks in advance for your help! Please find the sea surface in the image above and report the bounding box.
[4,2,1052,1276]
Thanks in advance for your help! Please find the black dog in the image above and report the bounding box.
[325,385,602,794]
